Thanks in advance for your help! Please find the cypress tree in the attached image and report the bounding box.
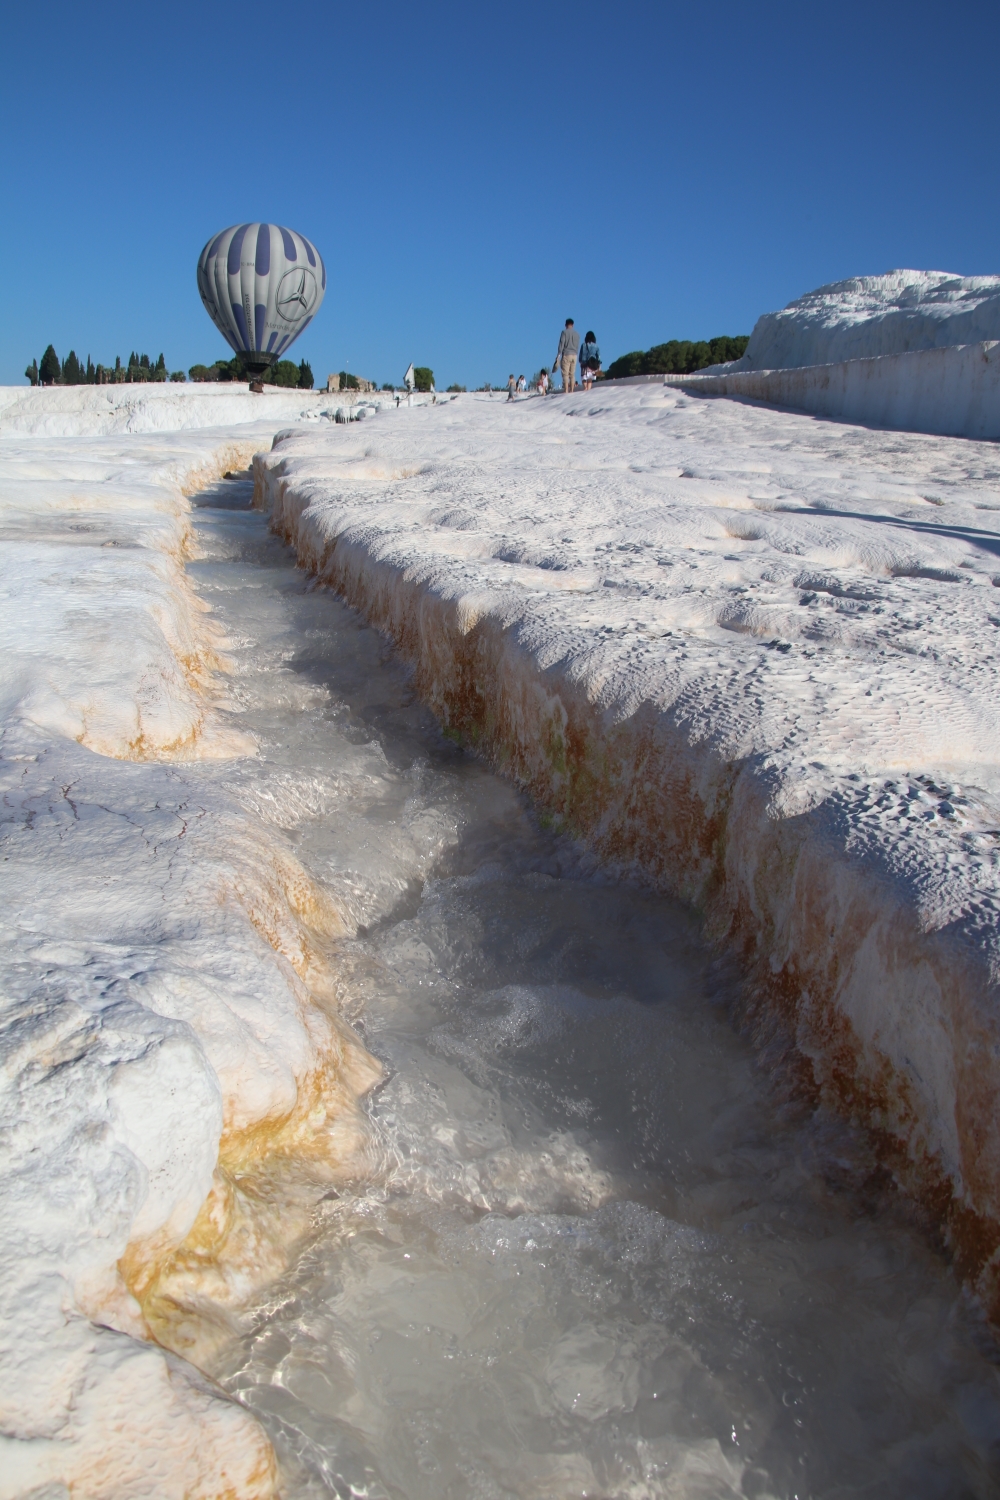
[62,350,82,384]
[39,345,61,385]
[25,359,38,386]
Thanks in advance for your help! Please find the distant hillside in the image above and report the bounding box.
[606,336,749,380]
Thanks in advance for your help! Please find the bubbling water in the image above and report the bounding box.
[188,477,1000,1499]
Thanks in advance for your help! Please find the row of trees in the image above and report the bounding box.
[188,357,313,387]
[26,346,317,388]
[605,336,749,381]
[25,347,186,385]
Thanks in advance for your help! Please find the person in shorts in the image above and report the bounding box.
[580,332,601,392]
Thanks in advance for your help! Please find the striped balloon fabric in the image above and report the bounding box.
[196,223,326,369]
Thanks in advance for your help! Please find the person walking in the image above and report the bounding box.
[580,331,601,392]
[507,373,517,402]
[553,318,580,393]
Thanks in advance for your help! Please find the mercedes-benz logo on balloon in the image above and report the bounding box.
[276,267,318,323]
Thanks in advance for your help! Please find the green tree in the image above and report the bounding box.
[189,358,241,381]
[413,366,434,392]
[297,360,314,389]
[446,384,466,393]
[170,371,186,382]
[39,345,61,385]
[25,359,38,386]
[269,360,300,387]
[62,350,83,384]
[381,382,395,391]
[85,356,95,383]
[338,369,360,390]
[605,335,749,381]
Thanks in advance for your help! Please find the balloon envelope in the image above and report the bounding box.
[197,223,325,364]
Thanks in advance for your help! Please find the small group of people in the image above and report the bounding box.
[504,320,601,401]
[553,318,601,393]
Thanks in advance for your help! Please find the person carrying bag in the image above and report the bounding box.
[580,332,601,392]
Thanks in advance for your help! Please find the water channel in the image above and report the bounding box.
[187,473,1000,1499]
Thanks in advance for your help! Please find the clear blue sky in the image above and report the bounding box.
[2,1,997,389]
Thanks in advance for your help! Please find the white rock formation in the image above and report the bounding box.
[743,270,1000,370]
[0,402,378,1498]
[4,373,1000,1492]
[0,381,396,438]
[683,271,1000,439]
[254,384,1000,1312]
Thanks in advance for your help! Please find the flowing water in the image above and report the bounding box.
[188,475,1000,1500]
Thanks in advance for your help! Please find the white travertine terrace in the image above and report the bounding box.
[4,366,1000,1495]
[0,411,378,1498]
[739,269,1000,370]
[255,384,1000,1308]
[685,271,1000,441]
[0,380,397,438]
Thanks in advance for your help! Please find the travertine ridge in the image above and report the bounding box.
[255,384,1000,1311]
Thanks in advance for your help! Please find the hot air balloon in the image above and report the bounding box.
[197,223,325,382]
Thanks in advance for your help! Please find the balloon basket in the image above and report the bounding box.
[238,353,274,391]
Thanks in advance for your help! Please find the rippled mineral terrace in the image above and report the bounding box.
[2,384,1000,1498]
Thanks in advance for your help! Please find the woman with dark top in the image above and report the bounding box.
[580,332,601,392]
